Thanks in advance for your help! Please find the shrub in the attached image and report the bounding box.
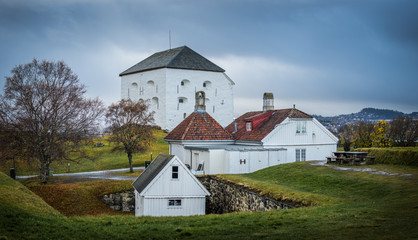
[357,147,418,166]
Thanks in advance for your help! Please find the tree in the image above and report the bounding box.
[352,121,374,148]
[338,124,355,151]
[371,120,392,147]
[105,99,155,173]
[0,59,104,183]
[389,116,417,147]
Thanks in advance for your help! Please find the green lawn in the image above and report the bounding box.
[1,162,417,239]
[0,130,169,176]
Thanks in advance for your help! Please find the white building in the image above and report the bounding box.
[165,93,338,174]
[120,46,234,131]
[132,154,210,217]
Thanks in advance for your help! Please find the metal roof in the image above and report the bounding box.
[120,46,225,76]
[132,154,174,194]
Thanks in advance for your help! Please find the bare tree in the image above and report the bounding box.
[0,59,104,183]
[106,99,155,173]
[389,116,417,147]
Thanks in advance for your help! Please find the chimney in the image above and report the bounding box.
[195,91,206,112]
[263,93,274,111]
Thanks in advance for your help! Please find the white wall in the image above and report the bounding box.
[142,197,206,216]
[121,68,234,131]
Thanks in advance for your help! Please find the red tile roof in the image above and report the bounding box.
[225,108,312,142]
[165,112,234,141]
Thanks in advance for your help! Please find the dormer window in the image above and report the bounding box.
[172,166,179,179]
[246,122,252,131]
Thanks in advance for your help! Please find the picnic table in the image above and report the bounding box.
[327,151,375,165]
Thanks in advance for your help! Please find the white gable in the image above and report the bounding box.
[262,117,338,146]
[140,156,210,197]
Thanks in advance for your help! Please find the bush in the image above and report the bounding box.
[357,147,418,166]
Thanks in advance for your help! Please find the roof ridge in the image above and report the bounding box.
[166,46,186,67]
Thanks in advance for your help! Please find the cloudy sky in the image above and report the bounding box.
[1,0,417,117]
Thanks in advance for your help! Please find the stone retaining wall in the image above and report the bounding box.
[101,191,135,212]
[102,177,301,214]
[198,176,298,214]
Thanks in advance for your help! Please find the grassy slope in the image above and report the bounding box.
[2,162,418,239]
[0,130,169,175]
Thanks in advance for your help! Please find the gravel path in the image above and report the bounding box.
[17,167,144,181]
[310,161,414,178]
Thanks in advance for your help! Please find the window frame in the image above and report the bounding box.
[296,121,307,134]
[246,122,252,131]
[172,165,179,179]
[168,199,182,207]
[296,149,306,162]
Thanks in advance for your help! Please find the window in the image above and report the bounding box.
[181,81,184,86]
[213,105,215,113]
[203,82,206,87]
[179,98,183,103]
[296,121,307,134]
[183,113,187,119]
[172,166,178,179]
[246,122,252,131]
[296,149,306,162]
[168,199,182,207]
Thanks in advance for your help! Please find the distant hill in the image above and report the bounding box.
[312,108,418,133]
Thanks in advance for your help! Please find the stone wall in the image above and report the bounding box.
[198,176,300,214]
[101,191,135,212]
[102,177,302,214]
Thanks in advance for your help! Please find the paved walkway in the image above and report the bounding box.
[16,167,145,181]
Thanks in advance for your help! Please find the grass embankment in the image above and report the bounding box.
[358,147,418,166]
[19,177,134,217]
[0,130,169,176]
[2,162,418,239]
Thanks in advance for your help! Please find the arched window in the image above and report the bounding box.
[152,97,159,110]
[130,82,139,99]
[203,81,212,89]
[181,79,190,87]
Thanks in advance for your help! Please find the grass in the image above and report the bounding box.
[1,162,417,239]
[0,129,169,176]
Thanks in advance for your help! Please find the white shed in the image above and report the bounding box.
[132,154,210,217]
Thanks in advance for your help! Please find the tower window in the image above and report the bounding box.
[203,82,206,87]
[179,99,184,103]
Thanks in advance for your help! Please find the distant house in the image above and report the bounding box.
[165,93,338,174]
[120,46,235,131]
[132,154,210,217]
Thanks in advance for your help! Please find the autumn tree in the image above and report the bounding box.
[106,99,155,173]
[338,124,355,151]
[371,120,392,147]
[389,116,417,147]
[0,59,104,183]
[352,121,374,148]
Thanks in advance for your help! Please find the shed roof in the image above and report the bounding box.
[165,111,234,141]
[132,154,174,194]
[225,108,313,142]
[120,46,225,76]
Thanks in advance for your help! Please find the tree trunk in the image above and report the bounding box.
[128,152,133,173]
[40,160,50,184]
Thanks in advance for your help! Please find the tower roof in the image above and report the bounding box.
[120,46,225,76]
[165,112,234,141]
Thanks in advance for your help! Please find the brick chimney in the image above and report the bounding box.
[263,93,274,111]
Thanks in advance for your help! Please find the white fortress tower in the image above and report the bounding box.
[120,46,234,131]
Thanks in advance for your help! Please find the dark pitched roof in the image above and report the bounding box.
[225,108,313,142]
[120,46,225,76]
[132,154,174,194]
[165,111,234,141]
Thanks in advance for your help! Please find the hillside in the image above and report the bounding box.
[1,162,418,239]
[313,107,418,132]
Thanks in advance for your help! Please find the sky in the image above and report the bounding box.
[0,0,417,117]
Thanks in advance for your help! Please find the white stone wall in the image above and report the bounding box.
[121,68,234,131]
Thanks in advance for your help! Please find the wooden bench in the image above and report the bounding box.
[364,156,375,165]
